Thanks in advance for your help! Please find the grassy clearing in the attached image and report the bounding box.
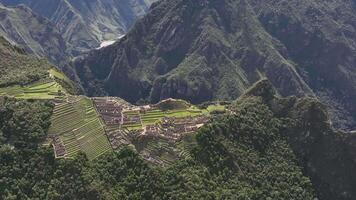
[48,96,111,160]
[0,80,64,99]
[0,68,74,99]
[139,104,221,126]
[202,104,226,114]
[122,102,224,129]
[49,68,68,81]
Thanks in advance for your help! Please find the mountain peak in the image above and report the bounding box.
[73,0,312,106]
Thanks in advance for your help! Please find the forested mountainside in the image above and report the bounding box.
[72,0,356,130]
[0,0,156,54]
[0,36,51,87]
[0,4,70,66]
[1,80,355,200]
[249,0,356,132]
[0,36,78,97]
[1,0,356,199]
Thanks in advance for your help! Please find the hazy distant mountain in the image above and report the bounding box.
[0,0,156,53]
[0,4,70,65]
[72,0,356,130]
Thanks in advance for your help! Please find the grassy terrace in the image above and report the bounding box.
[122,110,142,130]
[141,105,222,125]
[48,96,112,160]
[0,68,68,100]
[0,81,64,99]
[122,103,226,131]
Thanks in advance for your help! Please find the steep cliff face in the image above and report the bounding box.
[286,98,356,200]
[72,0,356,130]
[249,0,356,131]
[73,0,312,103]
[0,0,155,52]
[0,4,70,66]
[241,80,356,200]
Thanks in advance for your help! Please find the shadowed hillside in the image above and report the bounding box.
[72,0,356,130]
[1,80,356,199]
[73,0,312,102]
[0,4,70,65]
[0,0,156,53]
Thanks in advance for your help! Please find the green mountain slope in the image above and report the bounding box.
[0,36,50,87]
[0,36,77,98]
[248,0,356,132]
[243,80,356,200]
[0,0,156,52]
[73,0,312,103]
[0,4,70,66]
[72,0,356,130]
[1,80,355,199]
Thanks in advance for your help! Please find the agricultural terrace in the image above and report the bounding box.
[140,108,202,127]
[129,101,226,130]
[133,132,198,166]
[92,98,226,165]
[49,68,70,81]
[48,96,112,160]
[95,97,226,133]
[0,68,69,100]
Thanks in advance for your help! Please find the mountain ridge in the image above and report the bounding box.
[0,0,156,52]
[73,0,313,101]
[72,0,356,130]
[0,4,70,65]
[1,32,356,198]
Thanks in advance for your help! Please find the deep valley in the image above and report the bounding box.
[1,0,356,199]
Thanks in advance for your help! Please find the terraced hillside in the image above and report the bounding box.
[93,97,227,165]
[48,96,111,160]
[0,68,73,100]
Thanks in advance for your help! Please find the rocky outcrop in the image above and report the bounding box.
[0,4,70,66]
[286,100,356,200]
[249,0,356,131]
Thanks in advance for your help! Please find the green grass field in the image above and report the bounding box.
[140,104,224,126]
[121,105,211,130]
[49,68,68,81]
[48,96,112,160]
[0,81,64,99]
[0,68,73,100]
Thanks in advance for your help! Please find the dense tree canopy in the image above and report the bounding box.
[0,96,321,200]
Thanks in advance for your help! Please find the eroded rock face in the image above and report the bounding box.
[73,0,312,102]
[0,4,70,66]
[0,0,155,65]
[72,0,356,130]
[249,0,356,130]
[244,80,356,200]
[0,0,154,51]
[286,99,356,200]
